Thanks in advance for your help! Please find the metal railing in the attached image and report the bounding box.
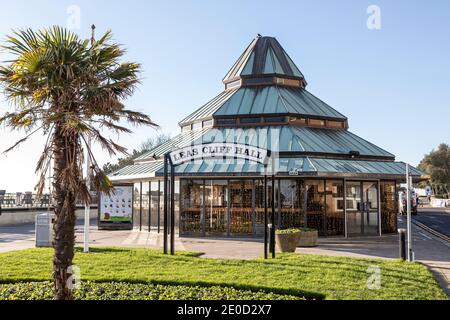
[0,191,98,210]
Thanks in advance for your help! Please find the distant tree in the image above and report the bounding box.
[139,133,171,153]
[103,133,171,174]
[418,143,450,198]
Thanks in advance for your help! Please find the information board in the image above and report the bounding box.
[98,184,133,229]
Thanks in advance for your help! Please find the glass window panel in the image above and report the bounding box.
[305,180,326,235]
[216,118,237,126]
[279,179,304,229]
[150,181,161,230]
[325,180,345,236]
[240,117,261,124]
[179,179,203,235]
[327,120,344,129]
[346,181,362,236]
[229,180,253,235]
[309,119,325,126]
[263,116,286,123]
[141,182,150,230]
[202,119,213,127]
[362,182,379,236]
[133,183,141,229]
[204,180,228,235]
[254,179,265,237]
[192,122,202,130]
[346,181,379,236]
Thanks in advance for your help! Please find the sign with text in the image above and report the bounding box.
[169,143,270,166]
[98,184,133,230]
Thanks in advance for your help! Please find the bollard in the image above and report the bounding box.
[398,228,407,260]
[268,224,273,254]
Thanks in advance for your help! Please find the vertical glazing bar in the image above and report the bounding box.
[202,180,206,236]
[271,174,276,259]
[344,179,348,238]
[323,180,327,236]
[264,166,268,259]
[139,182,143,232]
[148,181,151,233]
[377,180,382,236]
[277,179,281,229]
[227,180,231,237]
[251,180,256,237]
[163,155,168,254]
[303,181,308,227]
[157,180,161,234]
[170,162,175,255]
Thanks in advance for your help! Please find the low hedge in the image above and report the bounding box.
[0,281,303,300]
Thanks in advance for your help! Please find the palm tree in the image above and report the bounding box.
[0,26,156,300]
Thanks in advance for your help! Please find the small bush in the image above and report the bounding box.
[276,228,301,235]
[0,281,303,300]
[276,228,316,235]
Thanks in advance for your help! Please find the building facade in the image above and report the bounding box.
[110,36,422,238]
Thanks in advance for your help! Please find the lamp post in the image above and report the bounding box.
[406,163,413,262]
[83,24,95,253]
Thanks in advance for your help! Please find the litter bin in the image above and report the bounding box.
[35,213,53,247]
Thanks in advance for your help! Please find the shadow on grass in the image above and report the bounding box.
[90,279,324,300]
[74,246,203,258]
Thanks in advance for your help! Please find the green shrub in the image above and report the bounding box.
[0,281,303,300]
[276,228,316,235]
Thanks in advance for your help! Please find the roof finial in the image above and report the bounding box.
[91,24,96,46]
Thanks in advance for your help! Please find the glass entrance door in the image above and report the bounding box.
[362,182,379,236]
[346,181,379,236]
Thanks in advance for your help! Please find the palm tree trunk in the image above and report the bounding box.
[52,126,78,300]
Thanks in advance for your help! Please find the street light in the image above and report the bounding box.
[83,24,96,253]
[405,163,414,262]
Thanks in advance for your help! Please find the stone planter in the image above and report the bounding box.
[276,231,301,253]
[298,230,318,247]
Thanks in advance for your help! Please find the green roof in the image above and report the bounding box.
[214,86,346,119]
[109,157,421,180]
[110,161,164,179]
[178,36,347,126]
[179,86,346,126]
[179,89,237,126]
[193,126,394,158]
[223,36,305,83]
[135,125,393,163]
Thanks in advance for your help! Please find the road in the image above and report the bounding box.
[0,218,98,252]
[415,208,450,238]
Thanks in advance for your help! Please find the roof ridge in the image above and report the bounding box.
[223,36,305,84]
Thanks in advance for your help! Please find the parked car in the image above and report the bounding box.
[399,190,418,215]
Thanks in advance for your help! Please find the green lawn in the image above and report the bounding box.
[0,247,446,300]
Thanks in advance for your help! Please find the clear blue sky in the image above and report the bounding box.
[0,0,449,191]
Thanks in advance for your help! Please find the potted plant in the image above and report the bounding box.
[297,228,318,247]
[275,228,301,253]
